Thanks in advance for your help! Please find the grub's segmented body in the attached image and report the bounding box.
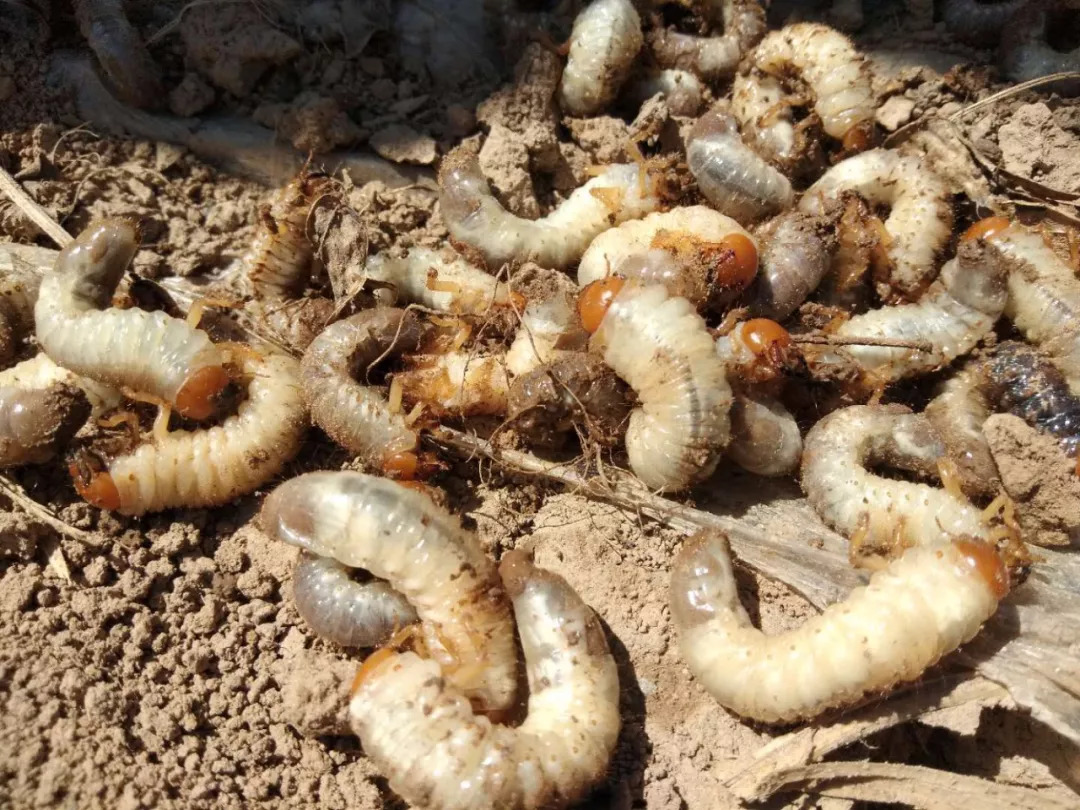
[925,363,1001,500]
[801,149,953,300]
[577,206,758,312]
[623,69,704,116]
[726,392,802,476]
[292,552,418,648]
[261,471,518,714]
[747,22,875,143]
[558,0,643,116]
[590,283,732,491]
[981,222,1080,393]
[648,0,767,82]
[801,405,988,557]
[241,173,330,299]
[395,351,510,418]
[364,247,522,316]
[731,70,822,178]
[671,530,1008,723]
[349,550,619,810]
[0,353,121,416]
[505,294,587,378]
[439,148,660,271]
[944,0,1025,47]
[0,383,90,468]
[686,109,794,223]
[0,266,40,365]
[1001,0,1080,82]
[76,352,306,515]
[747,207,839,320]
[823,241,1007,385]
[35,220,228,420]
[301,309,428,471]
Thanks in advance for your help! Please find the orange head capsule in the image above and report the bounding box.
[578,277,626,334]
[714,233,758,290]
[382,450,420,481]
[961,216,1011,244]
[174,365,230,420]
[953,537,1010,600]
[69,463,122,511]
[840,121,875,153]
[741,318,792,356]
[351,647,400,695]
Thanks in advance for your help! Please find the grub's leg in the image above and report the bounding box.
[186,297,239,329]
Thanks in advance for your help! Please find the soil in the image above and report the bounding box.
[0,1,1078,809]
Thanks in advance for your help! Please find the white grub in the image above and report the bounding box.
[671,529,1008,723]
[0,382,90,468]
[0,265,41,365]
[439,147,661,271]
[944,0,1025,48]
[577,206,757,311]
[35,219,229,420]
[241,172,331,299]
[558,0,643,116]
[821,242,1007,385]
[801,405,989,559]
[748,22,876,143]
[747,206,838,320]
[349,550,619,810]
[800,149,953,300]
[506,293,587,378]
[590,283,732,491]
[301,309,427,471]
[726,392,802,477]
[292,552,418,649]
[648,0,767,82]
[622,68,704,117]
[75,351,306,515]
[395,351,511,418]
[260,470,519,714]
[1001,0,1080,83]
[925,363,1002,500]
[982,222,1080,393]
[0,352,121,415]
[364,247,523,316]
[731,70,814,176]
[686,108,794,223]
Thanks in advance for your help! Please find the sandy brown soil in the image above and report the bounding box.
[1,1,1079,809]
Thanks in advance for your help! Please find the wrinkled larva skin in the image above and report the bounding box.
[822,241,1007,386]
[982,223,1080,394]
[558,0,643,116]
[35,219,227,418]
[364,247,521,316]
[87,352,306,515]
[73,0,164,109]
[439,148,661,271]
[686,109,794,223]
[726,392,802,477]
[731,70,824,178]
[748,22,875,141]
[301,309,428,469]
[0,383,91,468]
[261,471,519,714]
[1001,0,1080,82]
[648,0,767,82]
[395,351,511,418]
[349,550,619,810]
[925,363,1002,501]
[241,173,331,299]
[577,206,757,312]
[292,552,418,649]
[0,353,121,416]
[590,283,733,491]
[747,207,839,320]
[671,530,1007,723]
[801,405,989,558]
[506,293,588,378]
[944,0,1025,47]
[0,266,41,366]
[801,149,954,300]
[623,68,704,116]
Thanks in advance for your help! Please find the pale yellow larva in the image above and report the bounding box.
[671,530,1009,723]
[349,550,619,810]
[559,0,643,116]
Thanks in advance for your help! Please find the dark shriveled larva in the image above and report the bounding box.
[671,530,1008,723]
[300,309,428,474]
[0,383,91,468]
[35,219,229,421]
[292,552,418,649]
[260,471,518,715]
[73,0,164,109]
[349,550,619,810]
